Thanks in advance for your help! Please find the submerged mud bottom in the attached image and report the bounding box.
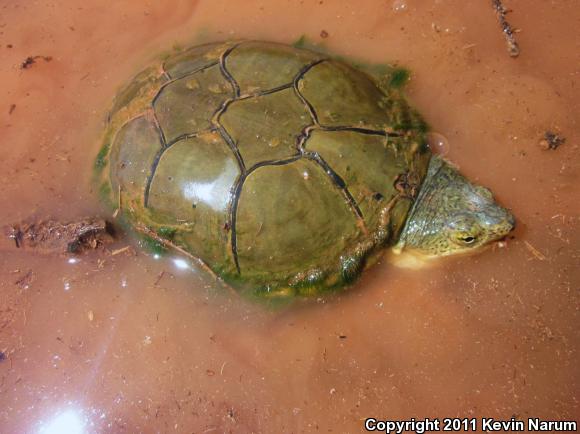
[0,0,578,432]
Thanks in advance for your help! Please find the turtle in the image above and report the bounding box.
[94,40,515,297]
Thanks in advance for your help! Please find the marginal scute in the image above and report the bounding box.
[147,132,239,270]
[163,42,233,79]
[300,60,393,129]
[220,88,309,168]
[153,64,232,143]
[340,254,364,284]
[226,41,322,94]
[108,115,162,204]
[236,159,363,280]
[109,66,167,122]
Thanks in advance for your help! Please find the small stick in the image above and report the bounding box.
[112,185,121,218]
[523,240,546,261]
[135,223,239,297]
[111,245,131,256]
[491,0,520,57]
[154,270,166,286]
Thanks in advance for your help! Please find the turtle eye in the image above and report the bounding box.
[452,231,480,246]
[449,217,481,247]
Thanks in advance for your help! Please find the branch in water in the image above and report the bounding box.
[491,0,520,57]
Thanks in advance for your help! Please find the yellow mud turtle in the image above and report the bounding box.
[95,41,514,296]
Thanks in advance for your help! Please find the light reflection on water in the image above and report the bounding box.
[37,405,110,434]
[38,407,86,434]
[172,257,191,271]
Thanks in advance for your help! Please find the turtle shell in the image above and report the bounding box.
[96,41,431,296]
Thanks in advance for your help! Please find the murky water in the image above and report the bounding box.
[1,0,578,432]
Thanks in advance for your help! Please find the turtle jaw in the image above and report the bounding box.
[394,207,515,262]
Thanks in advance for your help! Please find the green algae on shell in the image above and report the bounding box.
[95,40,432,297]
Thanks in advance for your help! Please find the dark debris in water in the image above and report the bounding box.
[491,0,520,58]
[4,218,114,254]
[14,270,34,290]
[20,55,53,70]
[539,131,566,150]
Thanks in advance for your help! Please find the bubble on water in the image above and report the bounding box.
[426,132,450,156]
[392,0,407,12]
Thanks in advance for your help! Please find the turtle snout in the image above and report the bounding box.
[495,208,516,238]
[480,203,515,240]
[506,212,516,231]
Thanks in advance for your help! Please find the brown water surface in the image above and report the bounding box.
[1,0,578,432]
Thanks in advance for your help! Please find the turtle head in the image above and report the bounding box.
[395,156,515,259]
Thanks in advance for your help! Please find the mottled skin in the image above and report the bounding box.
[95,41,514,297]
[395,156,515,257]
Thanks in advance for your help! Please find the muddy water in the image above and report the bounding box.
[1,0,578,432]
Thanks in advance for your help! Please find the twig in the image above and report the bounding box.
[523,240,546,261]
[111,245,131,256]
[135,223,239,297]
[491,0,520,57]
[154,270,166,286]
[112,185,121,218]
